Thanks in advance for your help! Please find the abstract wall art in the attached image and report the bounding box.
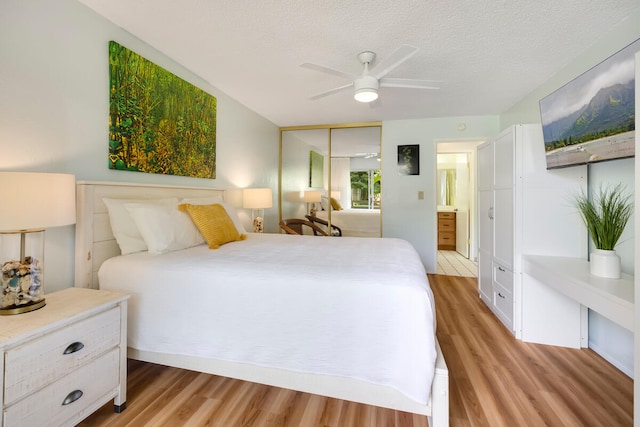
[109,41,217,178]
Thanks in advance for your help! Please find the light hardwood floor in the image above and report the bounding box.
[80,275,632,426]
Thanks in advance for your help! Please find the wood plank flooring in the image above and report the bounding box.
[79,275,632,426]
[431,274,632,427]
[437,251,477,277]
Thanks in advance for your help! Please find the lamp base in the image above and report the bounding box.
[253,216,264,233]
[0,298,46,315]
[1,230,46,314]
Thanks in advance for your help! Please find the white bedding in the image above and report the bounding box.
[316,208,380,237]
[98,233,436,405]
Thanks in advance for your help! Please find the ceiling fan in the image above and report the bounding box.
[301,44,440,103]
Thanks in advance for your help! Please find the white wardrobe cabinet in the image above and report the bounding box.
[477,124,586,342]
[477,126,519,333]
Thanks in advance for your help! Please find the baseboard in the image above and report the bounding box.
[588,341,634,379]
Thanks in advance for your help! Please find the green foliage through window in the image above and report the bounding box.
[350,170,380,209]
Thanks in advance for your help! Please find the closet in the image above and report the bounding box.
[477,124,586,339]
[279,123,382,237]
[477,126,518,332]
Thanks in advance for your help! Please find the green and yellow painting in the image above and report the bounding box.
[109,41,216,178]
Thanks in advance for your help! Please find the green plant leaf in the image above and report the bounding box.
[573,183,633,250]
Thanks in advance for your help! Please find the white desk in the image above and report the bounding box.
[522,255,633,332]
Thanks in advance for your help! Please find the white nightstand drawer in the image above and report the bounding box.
[4,306,121,405]
[4,348,119,427]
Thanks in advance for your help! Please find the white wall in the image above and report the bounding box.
[500,10,640,379]
[0,0,279,292]
[381,116,500,272]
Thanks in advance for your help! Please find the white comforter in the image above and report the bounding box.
[98,233,436,405]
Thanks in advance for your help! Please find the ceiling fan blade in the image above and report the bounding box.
[301,63,355,81]
[372,44,419,79]
[380,78,441,90]
[309,83,353,100]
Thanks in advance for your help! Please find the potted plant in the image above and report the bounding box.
[574,183,633,278]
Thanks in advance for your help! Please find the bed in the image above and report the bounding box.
[315,208,381,237]
[74,181,448,426]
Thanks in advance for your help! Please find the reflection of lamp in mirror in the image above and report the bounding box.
[243,188,272,233]
[0,172,76,315]
[304,190,322,216]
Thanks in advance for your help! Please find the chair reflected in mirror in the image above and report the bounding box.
[279,218,328,236]
[305,215,342,236]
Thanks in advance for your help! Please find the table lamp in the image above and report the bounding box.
[243,188,272,233]
[304,190,322,216]
[0,172,76,315]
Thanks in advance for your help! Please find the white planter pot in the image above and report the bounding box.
[590,249,621,279]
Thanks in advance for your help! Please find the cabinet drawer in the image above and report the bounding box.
[5,306,121,405]
[493,282,513,329]
[4,348,119,427]
[438,232,455,245]
[438,212,456,220]
[493,263,513,292]
[438,219,455,231]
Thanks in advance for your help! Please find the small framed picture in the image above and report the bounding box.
[398,144,420,175]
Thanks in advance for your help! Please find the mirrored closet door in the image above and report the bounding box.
[280,123,382,237]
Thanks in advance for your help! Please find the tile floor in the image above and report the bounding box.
[436,250,478,277]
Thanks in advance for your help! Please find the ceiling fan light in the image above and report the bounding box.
[354,88,378,103]
[354,75,379,103]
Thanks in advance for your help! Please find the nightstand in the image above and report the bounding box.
[0,288,129,427]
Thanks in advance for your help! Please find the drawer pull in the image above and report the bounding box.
[498,266,505,272]
[62,389,83,406]
[498,292,505,299]
[63,341,85,355]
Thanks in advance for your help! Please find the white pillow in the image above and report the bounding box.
[102,197,177,254]
[180,196,247,235]
[320,196,329,211]
[125,201,204,254]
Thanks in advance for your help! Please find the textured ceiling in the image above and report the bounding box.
[77,0,640,127]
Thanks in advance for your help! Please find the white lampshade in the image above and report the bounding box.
[243,188,273,210]
[303,190,322,203]
[0,172,75,315]
[0,172,76,231]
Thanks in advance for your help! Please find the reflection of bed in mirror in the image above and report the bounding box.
[315,208,380,237]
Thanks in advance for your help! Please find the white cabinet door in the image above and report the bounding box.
[492,128,514,270]
[493,187,513,270]
[478,250,493,302]
[493,129,514,189]
[477,189,493,300]
[477,141,493,191]
[477,141,494,301]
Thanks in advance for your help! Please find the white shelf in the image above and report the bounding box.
[523,255,634,331]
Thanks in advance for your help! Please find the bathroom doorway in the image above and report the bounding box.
[436,140,485,263]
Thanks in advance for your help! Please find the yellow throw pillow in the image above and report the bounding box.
[330,197,343,211]
[178,203,246,249]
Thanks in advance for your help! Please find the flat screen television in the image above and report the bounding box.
[539,38,638,169]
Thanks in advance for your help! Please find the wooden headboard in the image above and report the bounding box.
[74,181,226,289]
